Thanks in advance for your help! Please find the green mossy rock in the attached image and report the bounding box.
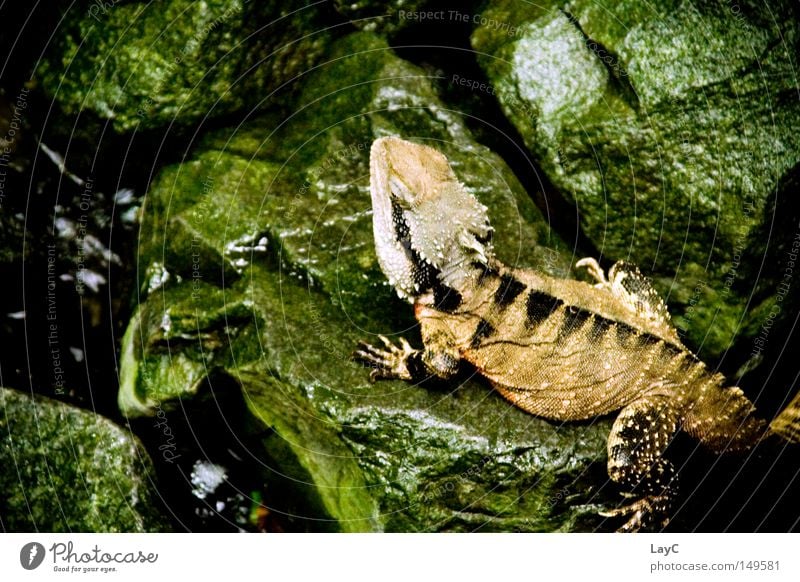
[332,0,437,35]
[472,0,800,360]
[0,387,168,532]
[38,0,336,132]
[119,32,614,532]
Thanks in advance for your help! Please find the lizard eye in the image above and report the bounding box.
[388,176,416,207]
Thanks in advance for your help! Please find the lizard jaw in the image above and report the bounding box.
[369,136,494,300]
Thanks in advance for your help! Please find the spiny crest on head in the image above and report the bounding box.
[406,178,493,284]
[370,136,494,299]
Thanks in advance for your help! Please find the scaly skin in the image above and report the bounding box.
[354,136,795,531]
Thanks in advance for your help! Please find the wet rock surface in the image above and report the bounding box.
[118,32,616,531]
[0,1,798,532]
[471,0,800,361]
[0,387,168,532]
[38,0,339,132]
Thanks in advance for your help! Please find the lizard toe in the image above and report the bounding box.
[353,338,413,381]
[600,495,671,532]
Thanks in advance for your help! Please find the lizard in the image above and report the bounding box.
[353,136,800,532]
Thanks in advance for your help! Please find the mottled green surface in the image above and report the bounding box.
[0,387,168,532]
[0,213,25,264]
[119,32,614,532]
[472,0,800,359]
[333,0,434,35]
[38,0,335,131]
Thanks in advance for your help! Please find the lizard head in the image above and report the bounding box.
[369,136,494,302]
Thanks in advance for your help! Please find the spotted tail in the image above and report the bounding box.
[770,389,800,443]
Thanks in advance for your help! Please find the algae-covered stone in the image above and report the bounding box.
[471,0,800,358]
[333,0,436,35]
[0,387,168,532]
[38,0,335,132]
[119,32,613,531]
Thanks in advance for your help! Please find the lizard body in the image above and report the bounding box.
[354,136,800,531]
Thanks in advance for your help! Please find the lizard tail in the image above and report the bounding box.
[769,389,800,443]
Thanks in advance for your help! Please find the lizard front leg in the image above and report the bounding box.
[353,335,420,381]
[576,257,677,341]
[353,313,461,383]
[601,394,680,532]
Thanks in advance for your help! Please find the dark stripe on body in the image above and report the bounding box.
[556,306,590,340]
[615,322,636,344]
[634,330,661,349]
[659,342,683,359]
[634,331,660,351]
[589,316,612,341]
[494,273,526,307]
[521,288,691,368]
[615,321,676,354]
[612,324,696,372]
[433,283,462,312]
[525,290,564,328]
[470,318,496,348]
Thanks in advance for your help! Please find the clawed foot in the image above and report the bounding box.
[600,494,671,532]
[352,335,416,381]
[575,257,607,285]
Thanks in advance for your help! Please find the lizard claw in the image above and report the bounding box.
[599,494,671,532]
[352,335,416,381]
[575,257,608,285]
